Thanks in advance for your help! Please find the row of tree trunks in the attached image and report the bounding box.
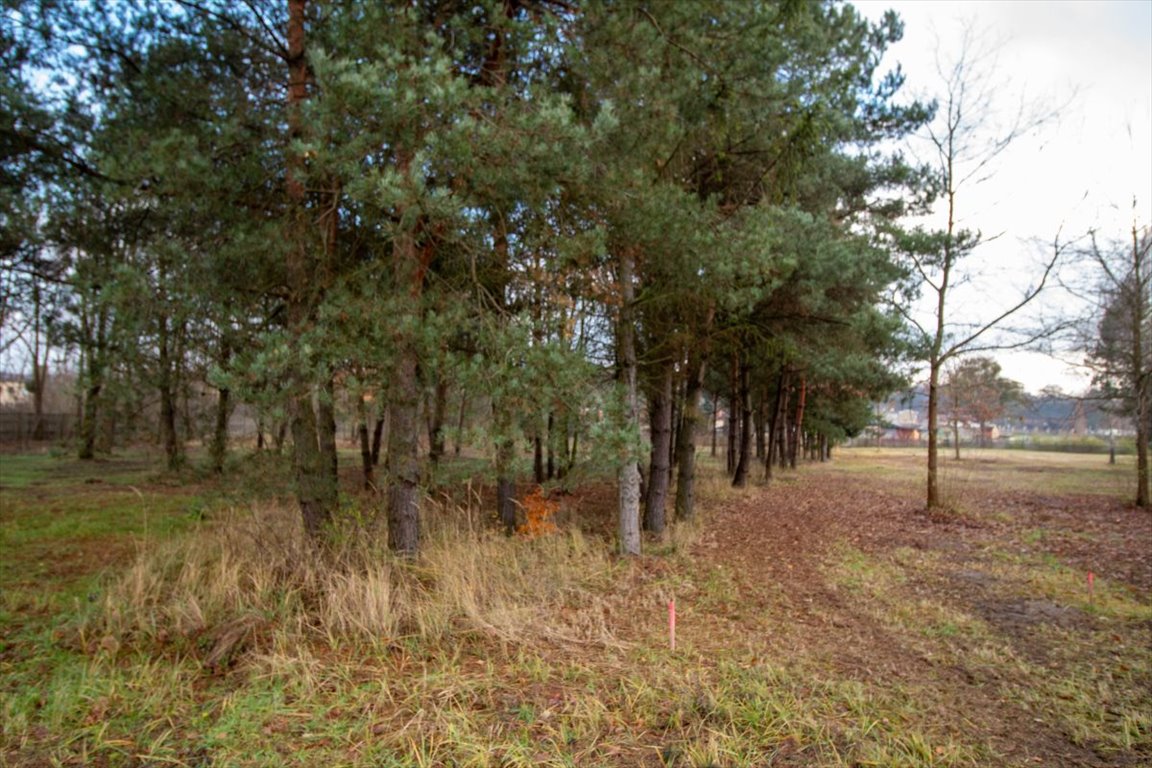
[704,356,826,487]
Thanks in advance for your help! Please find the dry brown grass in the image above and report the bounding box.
[92,495,619,667]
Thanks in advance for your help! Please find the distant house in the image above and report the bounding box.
[0,375,28,406]
[893,425,921,442]
[883,408,921,443]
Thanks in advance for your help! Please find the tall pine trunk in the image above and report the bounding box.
[533,430,545,484]
[732,352,752,487]
[318,374,338,480]
[385,173,424,555]
[726,354,738,475]
[371,414,385,466]
[285,0,336,540]
[643,363,673,535]
[210,341,231,474]
[78,301,107,460]
[765,369,786,480]
[79,376,101,459]
[495,411,518,534]
[158,313,181,471]
[754,390,766,460]
[30,280,46,440]
[454,394,467,457]
[357,394,375,491]
[386,349,422,554]
[426,365,448,468]
[546,412,556,480]
[789,376,806,470]
[674,341,708,522]
[616,249,641,556]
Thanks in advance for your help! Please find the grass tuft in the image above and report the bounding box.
[89,496,618,667]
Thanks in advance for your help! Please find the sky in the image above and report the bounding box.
[854,0,1152,394]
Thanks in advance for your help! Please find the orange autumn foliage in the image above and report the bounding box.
[517,487,560,538]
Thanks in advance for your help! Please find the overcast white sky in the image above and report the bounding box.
[855,0,1152,394]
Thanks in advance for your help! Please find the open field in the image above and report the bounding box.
[1,448,1149,767]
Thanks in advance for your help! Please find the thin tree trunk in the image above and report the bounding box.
[175,322,193,455]
[644,363,673,535]
[318,374,338,481]
[778,385,791,470]
[158,314,181,471]
[617,249,641,556]
[533,430,544,484]
[765,371,781,481]
[754,389,766,461]
[726,354,739,475]
[927,358,942,508]
[732,352,752,487]
[546,411,555,480]
[674,343,707,521]
[566,415,578,477]
[495,414,518,534]
[210,339,232,474]
[789,376,806,470]
[497,474,518,534]
[1133,224,1149,507]
[766,369,787,478]
[710,396,718,457]
[454,393,467,457]
[79,372,100,460]
[1137,392,1149,507]
[426,363,448,468]
[371,414,385,466]
[357,394,374,491]
[30,280,46,440]
[211,386,231,474]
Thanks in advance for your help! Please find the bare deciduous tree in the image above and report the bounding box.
[893,23,1068,509]
[1081,216,1151,507]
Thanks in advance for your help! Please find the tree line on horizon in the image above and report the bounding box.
[2,0,1147,555]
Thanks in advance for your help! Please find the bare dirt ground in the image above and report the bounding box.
[685,454,1152,767]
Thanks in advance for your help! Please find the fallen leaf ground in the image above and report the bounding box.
[675,449,1151,766]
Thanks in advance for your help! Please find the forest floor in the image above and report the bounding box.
[1,447,1150,767]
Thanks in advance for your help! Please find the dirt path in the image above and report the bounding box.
[688,466,1152,767]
